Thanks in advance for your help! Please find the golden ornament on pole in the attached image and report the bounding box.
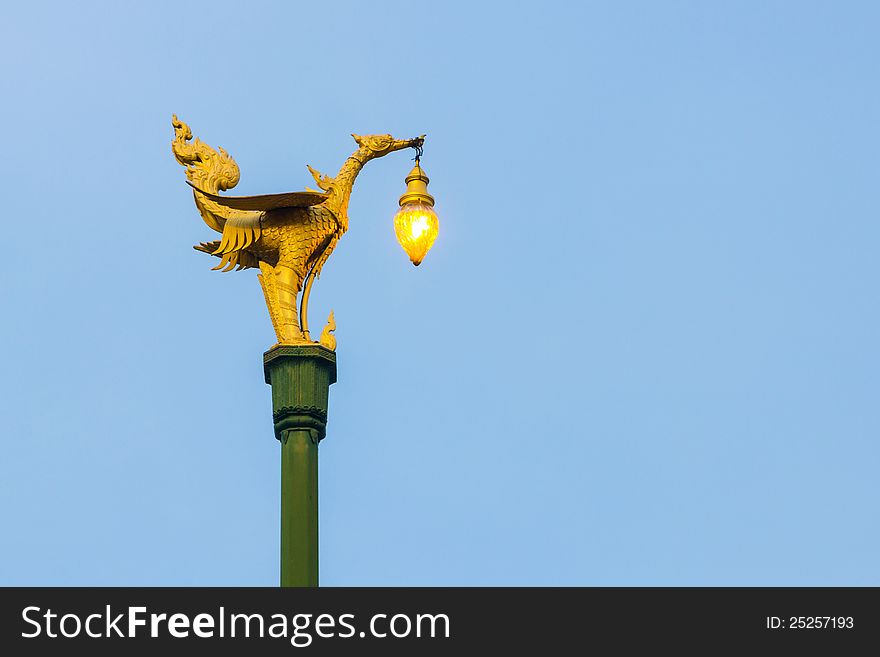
[171,116,435,347]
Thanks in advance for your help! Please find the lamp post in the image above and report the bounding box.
[265,345,335,587]
[171,117,438,586]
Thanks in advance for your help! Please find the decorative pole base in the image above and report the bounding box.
[263,344,337,588]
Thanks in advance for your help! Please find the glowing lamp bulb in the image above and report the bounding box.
[395,163,439,266]
[394,202,439,266]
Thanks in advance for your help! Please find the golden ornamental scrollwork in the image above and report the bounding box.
[319,312,337,351]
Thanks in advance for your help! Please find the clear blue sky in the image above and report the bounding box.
[1,1,878,585]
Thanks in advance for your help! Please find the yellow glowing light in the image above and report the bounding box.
[395,159,439,266]
[394,202,439,266]
[410,214,429,239]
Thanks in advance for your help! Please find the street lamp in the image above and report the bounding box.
[170,116,437,586]
[394,157,439,266]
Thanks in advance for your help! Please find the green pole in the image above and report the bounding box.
[263,344,337,587]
